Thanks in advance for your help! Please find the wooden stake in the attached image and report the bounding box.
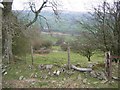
[31,45,34,65]
[67,44,70,70]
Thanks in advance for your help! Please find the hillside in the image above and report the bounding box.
[13,10,89,35]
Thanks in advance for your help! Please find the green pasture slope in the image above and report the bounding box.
[2,46,118,88]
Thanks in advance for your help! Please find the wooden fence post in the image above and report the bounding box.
[67,43,71,70]
[105,51,112,82]
[31,45,34,65]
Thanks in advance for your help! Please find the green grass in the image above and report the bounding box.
[41,34,58,43]
[2,46,118,88]
[41,34,76,43]
[26,46,104,67]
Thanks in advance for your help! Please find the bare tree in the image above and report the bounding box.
[81,1,120,57]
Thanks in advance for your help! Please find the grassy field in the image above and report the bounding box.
[2,46,119,88]
[41,34,76,43]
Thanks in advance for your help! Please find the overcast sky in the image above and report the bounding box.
[12,0,114,12]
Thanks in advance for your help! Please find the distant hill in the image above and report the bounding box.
[13,10,89,35]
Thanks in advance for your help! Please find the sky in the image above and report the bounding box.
[12,0,114,12]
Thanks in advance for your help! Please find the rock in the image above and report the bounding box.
[30,73,35,78]
[31,82,35,85]
[63,78,66,81]
[16,72,19,74]
[30,73,38,78]
[60,68,65,72]
[4,65,7,68]
[53,70,57,75]
[3,72,7,75]
[48,72,51,75]
[88,63,94,68]
[66,71,74,75]
[56,70,60,76]
[38,64,45,70]
[93,82,98,84]
[41,74,47,79]
[99,72,107,80]
[111,80,115,83]
[90,71,97,78]
[88,82,90,85]
[45,65,53,70]
[53,70,61,76]
[28,65,33,69]
[34,74,37,78]
[96,72,101,76]
[83,79,87,84]
[2,69,6,74]
[63,64,67,68]
[98,76,103,80]
[19,76,24,80]
[51,80,56,83]
[101,80,107,84]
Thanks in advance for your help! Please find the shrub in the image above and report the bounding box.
[32,39,52,53]
[34,49,51,54]
[55,37,65,46]
[42,40,52,49]
[12,31,30,57]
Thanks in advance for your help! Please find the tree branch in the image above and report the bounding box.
[26,0,48,27]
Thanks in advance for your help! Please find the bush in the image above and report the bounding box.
[42,40,52,49]
[12,31,30,57]
[55,37,64,46]
[33,39,52,52]
[34,49,51,54]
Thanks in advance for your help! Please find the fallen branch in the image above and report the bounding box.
[71,65,92,72]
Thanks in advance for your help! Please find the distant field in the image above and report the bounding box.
[41,33,76,43]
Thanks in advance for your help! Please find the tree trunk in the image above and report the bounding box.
[0,6,3,90]
[117,1,120,57]
[87,55,91,61]
[2,1,13,64]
